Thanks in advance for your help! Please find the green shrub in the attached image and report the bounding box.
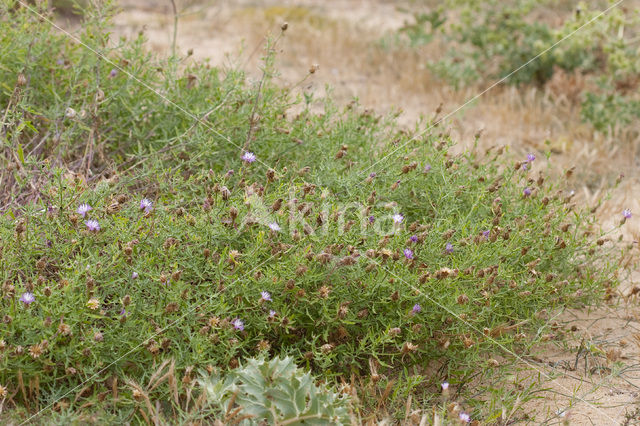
[0,0,625,421]
[398,0,640,131]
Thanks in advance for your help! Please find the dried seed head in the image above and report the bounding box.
[337,304,349,319]
[457,294,469,305]
[318,285,331,299]
[401,342,418,354]
[93,331,104,342]
[389,327,401,337]
[320,343,333,354]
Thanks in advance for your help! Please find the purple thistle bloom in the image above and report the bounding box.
[392,214,404,224]
[424,164,432,172]
[19,292,35,305]
[527,153,536,162]
[369,172,377,178]
[623,209,632,219]
[459,413,470,423]
[522,163,528,171]
[445,243,454,254]
[120,308,128,317]
[56,58,64,65]
[412,303,421,314]
[109,68,118,78]
[368,215,375,224]
[268,310,276,318]
[410,235,418,243]
[77,203,92,217]
[85,219,100,232]
[260,291,272,302]
[441,381,449,390]
[523,187,532,197]
[140,198,153,212]
[268,222,281,232]
[231,318,244,331]
[241,151,256,163]
[482,230,490,239]
[404,248,414,260]
[132,272,139,279]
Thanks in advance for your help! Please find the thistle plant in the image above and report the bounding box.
[0,0,629,422]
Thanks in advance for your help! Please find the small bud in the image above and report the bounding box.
[281,22,288,31]
[309,64,319,74]
[17,73,27,86]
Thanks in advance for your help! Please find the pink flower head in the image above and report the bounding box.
[441,381,449,390]
[424,164,432,172]
[392,214,404,224]
[404,248,414,259]
[85,219,100,232]
[268,222,281,232]
[623,209,632,219]
[260,291,272,302]
[131,272,139,279]
[459,413,470,423]
[445,243,454,254]
[268,310,276,318]
[411,303,421,314]
[231,318,244,331]
[77,203,92,217]
[140,198,153,212]
[527,153,536,162]
[19,292,35,305]
[523,187,532,197]
[241,151,256,163]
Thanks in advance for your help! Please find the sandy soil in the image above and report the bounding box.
[105,0,640,423]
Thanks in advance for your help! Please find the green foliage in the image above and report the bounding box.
[199,356,352,425]
[399,0,640,130]
[0,0,625,421]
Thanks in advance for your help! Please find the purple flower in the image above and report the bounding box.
[411,303,421,314]
[369,172,377,178]
[260,291,272,302]
[623,209,632,219]
[231,318,244,331]
[268,310,276,318]
[441,381,449,390]
[120,308,128,317]
[56,58,64,66]
[85,219,100,232]
[19,292,35,305]
[527,153,536,162]
[241,151,256,163]
[392,214,404,224]
[109,68,118,78]
[523,187,532,197]
[139,198,153,212]
[410,235,418,243]
[77,203,92,217]
[482,230,490,240]
[268,222,281,232]
[403,248,414,260]
[445,243,453,254]
[131,272,139,279]
[522,163,528,171]
[424,164,432,172]
[459,413,470,423]
[368,215,375,224]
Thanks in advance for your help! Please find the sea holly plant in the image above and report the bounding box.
[198,356,352,425]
